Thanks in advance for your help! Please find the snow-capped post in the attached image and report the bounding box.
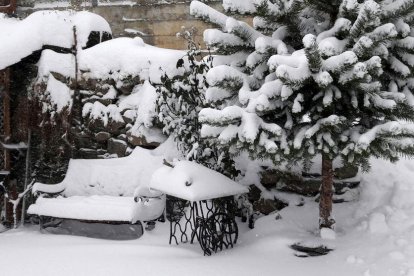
[72,25,81,123]
[192,0,414,235]
[20,129,31,225]
[66,25,82,157]
[9,179,35,228]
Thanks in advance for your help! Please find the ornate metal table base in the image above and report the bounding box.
[166,196,238,256]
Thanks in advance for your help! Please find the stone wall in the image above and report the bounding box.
[16,0,252,50]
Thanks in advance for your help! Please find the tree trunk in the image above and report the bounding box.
[319,154,335,229]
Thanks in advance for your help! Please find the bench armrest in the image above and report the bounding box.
[32,182,66,197]
[134,194,164,203]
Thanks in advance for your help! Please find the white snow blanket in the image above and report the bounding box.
[3,157,414,275]
[30,196,135,222]
[28,147,166,222]
[37,37,186,83]
[32,146,163,197]
[35,37,186,145]
[150,161,249,201]
[28,195,165,223]
[0,10,111,70]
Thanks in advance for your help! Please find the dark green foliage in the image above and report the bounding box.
[156,30,238,178]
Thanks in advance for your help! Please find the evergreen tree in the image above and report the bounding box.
[156,27,237,177]
[192,0,414,232]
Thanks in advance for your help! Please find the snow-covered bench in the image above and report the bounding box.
[27,147,166,231]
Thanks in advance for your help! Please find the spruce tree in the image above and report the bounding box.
[192,0,414,232]
[156,27,237,177]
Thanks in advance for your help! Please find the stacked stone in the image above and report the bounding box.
[34,69,164,159]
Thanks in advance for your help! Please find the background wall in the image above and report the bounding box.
[16,0,251,50]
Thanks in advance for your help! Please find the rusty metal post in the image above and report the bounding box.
[0,68,14,225]
[1,69,11,171]
[0,0,16,14]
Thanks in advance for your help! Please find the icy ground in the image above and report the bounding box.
[1,158,414,276]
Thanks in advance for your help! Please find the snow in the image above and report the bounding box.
[2,1,414,275]
[356,121,414,150]
[32,146,164,197]
[1,157,414,275]
[150,161,249,201]
[120,81,163,142]
[37,50,75,79]
[206,65,245,87]
[28,195,139,222]
[203,29,245,49]
[45,75,73,112]
[37,38,184,144]
[322,51,358,73]
[28,194,165,223]
[190,1,227,27]
[83,101,111,126]
[0,10,111,70]
[34,37,186,84]
[199,106,243,125]
[28,146,168,222]
[78,37,185,83]
[320,227,336,240]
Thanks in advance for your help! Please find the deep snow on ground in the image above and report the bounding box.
[1,158,414,276]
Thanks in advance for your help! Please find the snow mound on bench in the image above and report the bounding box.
[150,161,249,201]
[31,146,164,197]
[28,195,137,222]
[65,147,163,197]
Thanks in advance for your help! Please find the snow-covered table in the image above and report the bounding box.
[150,161,248,255]
[28,147,166,239]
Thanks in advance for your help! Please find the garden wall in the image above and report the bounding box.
[16,0,251,49]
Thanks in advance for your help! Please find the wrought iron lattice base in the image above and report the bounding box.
[166,195,238,256]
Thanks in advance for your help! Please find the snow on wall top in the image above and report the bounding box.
[78,37,185,83]
[150,161,249,201]
[0,10,111,70]
[37,37,186,83]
